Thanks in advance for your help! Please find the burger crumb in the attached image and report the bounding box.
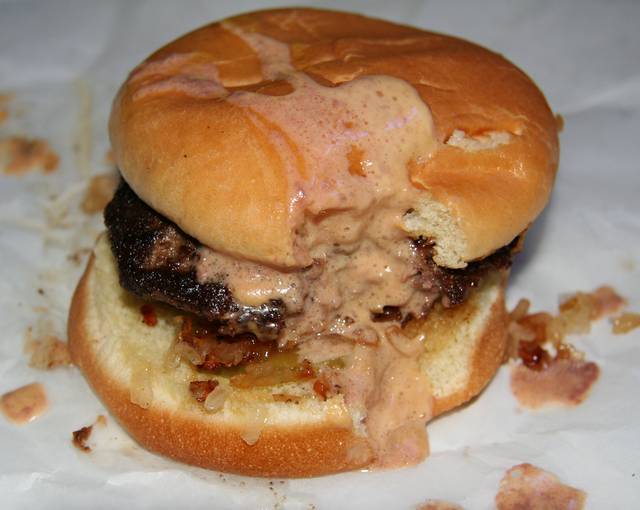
[504,286,627,409]
[511,358,599,409]
[589,286,626,320]
[611,312,640,334]
[81,172,119,214]
[0,136,59,175]
[24,327,72,370]
[72,426,93,452]
[495,463,586,510]
[416,501,463,510]
[72,415,108,452]
[555,114,564,132]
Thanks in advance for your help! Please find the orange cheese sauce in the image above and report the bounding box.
[132,23,440,468]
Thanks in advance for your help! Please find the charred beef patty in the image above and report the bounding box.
[104,180,285,340]
[105,180,514,343]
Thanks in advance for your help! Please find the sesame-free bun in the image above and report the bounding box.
[109,8,558,269]
[68,236,508,477]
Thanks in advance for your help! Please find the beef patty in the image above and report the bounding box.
[105,180,514,342]
[104,180,285,340]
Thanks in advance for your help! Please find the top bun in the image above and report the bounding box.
[110,8,558,269]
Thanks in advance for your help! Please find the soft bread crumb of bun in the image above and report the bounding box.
[110,8,558,269]
[403,198,468,269]
[68,236,507,476]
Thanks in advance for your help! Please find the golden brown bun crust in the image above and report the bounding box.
[110,8,558,267]
[68,240,507,477]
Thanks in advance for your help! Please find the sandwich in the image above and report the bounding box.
[68,8,559,477]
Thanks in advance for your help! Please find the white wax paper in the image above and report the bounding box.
[1,1,639,508]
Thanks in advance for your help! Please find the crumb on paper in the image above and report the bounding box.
[80,172,118,214]
[24,327,72,370]
[611,312,640,334]
[72,415,108,453]
[555,114,564,132]
[72,426,93,452]
[0,136,59,175]
[1,382,48,425]
[417,500,464,510]
[496,463,586,510]
[510,358,599,409]
[589,286,626,320]
[504,286,626,409]
[0,93,11,124]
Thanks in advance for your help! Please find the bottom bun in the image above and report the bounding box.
[68,236,507,477]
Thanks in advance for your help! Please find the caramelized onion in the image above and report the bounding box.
[167,342,204,369]
[203,385,230,413]
[240,407,267,446]
[230,353,316,389]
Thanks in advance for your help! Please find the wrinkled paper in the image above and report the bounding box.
[0,1,639,508]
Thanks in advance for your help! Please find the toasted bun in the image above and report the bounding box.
[68,236,507,477]
[110,8,558,269]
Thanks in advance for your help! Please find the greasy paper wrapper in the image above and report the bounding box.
[0,1,639,508]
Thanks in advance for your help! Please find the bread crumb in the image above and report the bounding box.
[0,136,59,175]
[445,129,511,151]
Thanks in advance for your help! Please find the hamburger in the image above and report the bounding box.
[68,8,558,477]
